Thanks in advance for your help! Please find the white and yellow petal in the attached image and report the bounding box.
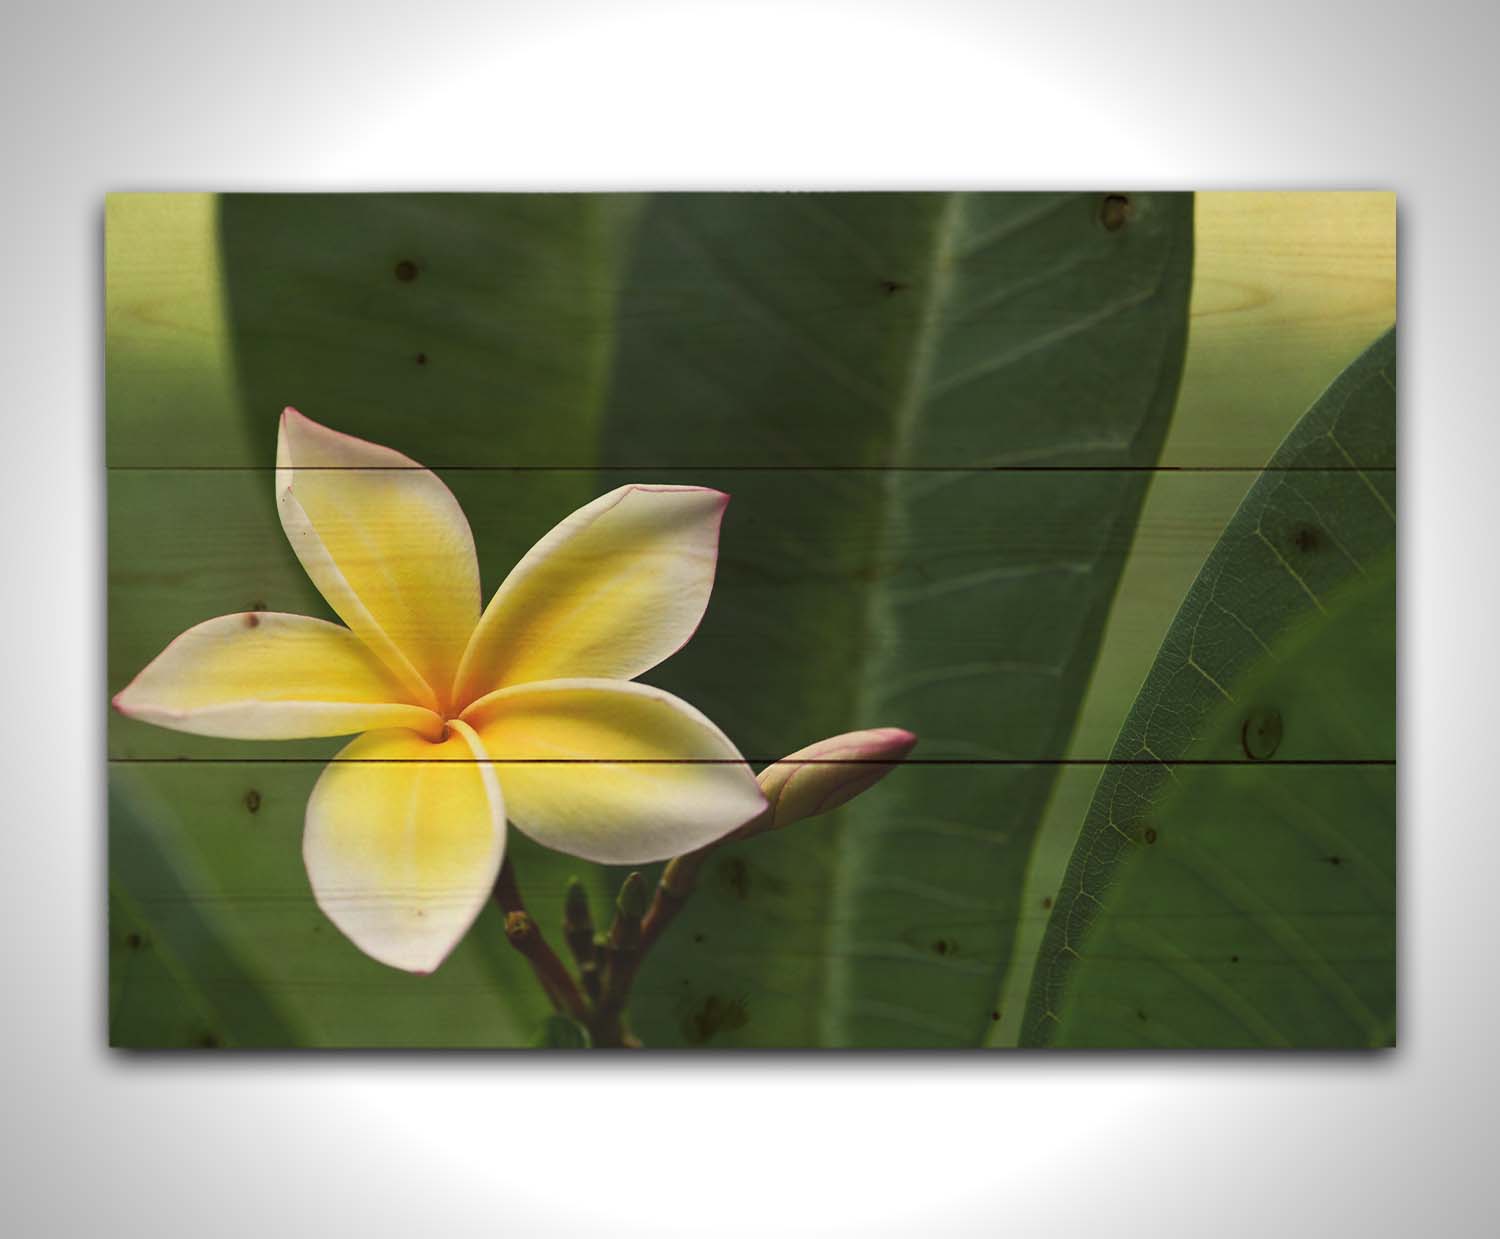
[112,612,444,740]
[302,722,505,973]
[451,485,727,707]
[461,678,765,865]
[277,407,480,714]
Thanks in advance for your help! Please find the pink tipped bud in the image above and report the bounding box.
[756,728,918,831]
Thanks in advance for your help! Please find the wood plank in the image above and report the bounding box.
[105,191,1394,469]
[110,757,1385,1048]
[109,466,1392,762]
[104,195,245,466]
[1165,191,1396,468]
[104,191,1396,1050]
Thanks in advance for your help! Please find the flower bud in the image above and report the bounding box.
[615,871,649,922]
[756,727,917,831]
[563,876,593,934]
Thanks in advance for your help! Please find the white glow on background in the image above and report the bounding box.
[3,0,1495,1233]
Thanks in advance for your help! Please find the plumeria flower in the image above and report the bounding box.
[114,409,767,973]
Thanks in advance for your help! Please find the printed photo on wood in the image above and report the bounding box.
[106,192,1396,1048]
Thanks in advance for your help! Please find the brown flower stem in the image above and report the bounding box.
[493,857,589,1024]
[593,872,649,1048]
[563,877,602,1003]
[639,850,708,952]
[492,855,530,917]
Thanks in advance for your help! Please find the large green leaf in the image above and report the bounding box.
[1022,328,1396,1046]
[109,782,296,1049]
[109,192,1194,1046]
[598,193,1195,1046]
[108,194,643,468]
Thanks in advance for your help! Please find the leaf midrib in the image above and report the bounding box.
[819,193,967,1046]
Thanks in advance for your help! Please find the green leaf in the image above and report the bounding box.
[596,193,1195,1046]
[109,194,644,468]
[1022,328,1396,1047]
[109,781,297,1048]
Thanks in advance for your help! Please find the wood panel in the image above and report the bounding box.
[105,191,1396,1048]
[110,755,1391,1048]
[1166,191,1396,467]
[105,192,1396,469]
[107,467,1391,763]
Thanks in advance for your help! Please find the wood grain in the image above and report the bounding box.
[107,466,1391,763]
[106,192,1395,469]
[108,193,1397,763]
[105,192,1396,1047]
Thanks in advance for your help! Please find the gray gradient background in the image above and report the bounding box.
[2,1,1487,1234]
